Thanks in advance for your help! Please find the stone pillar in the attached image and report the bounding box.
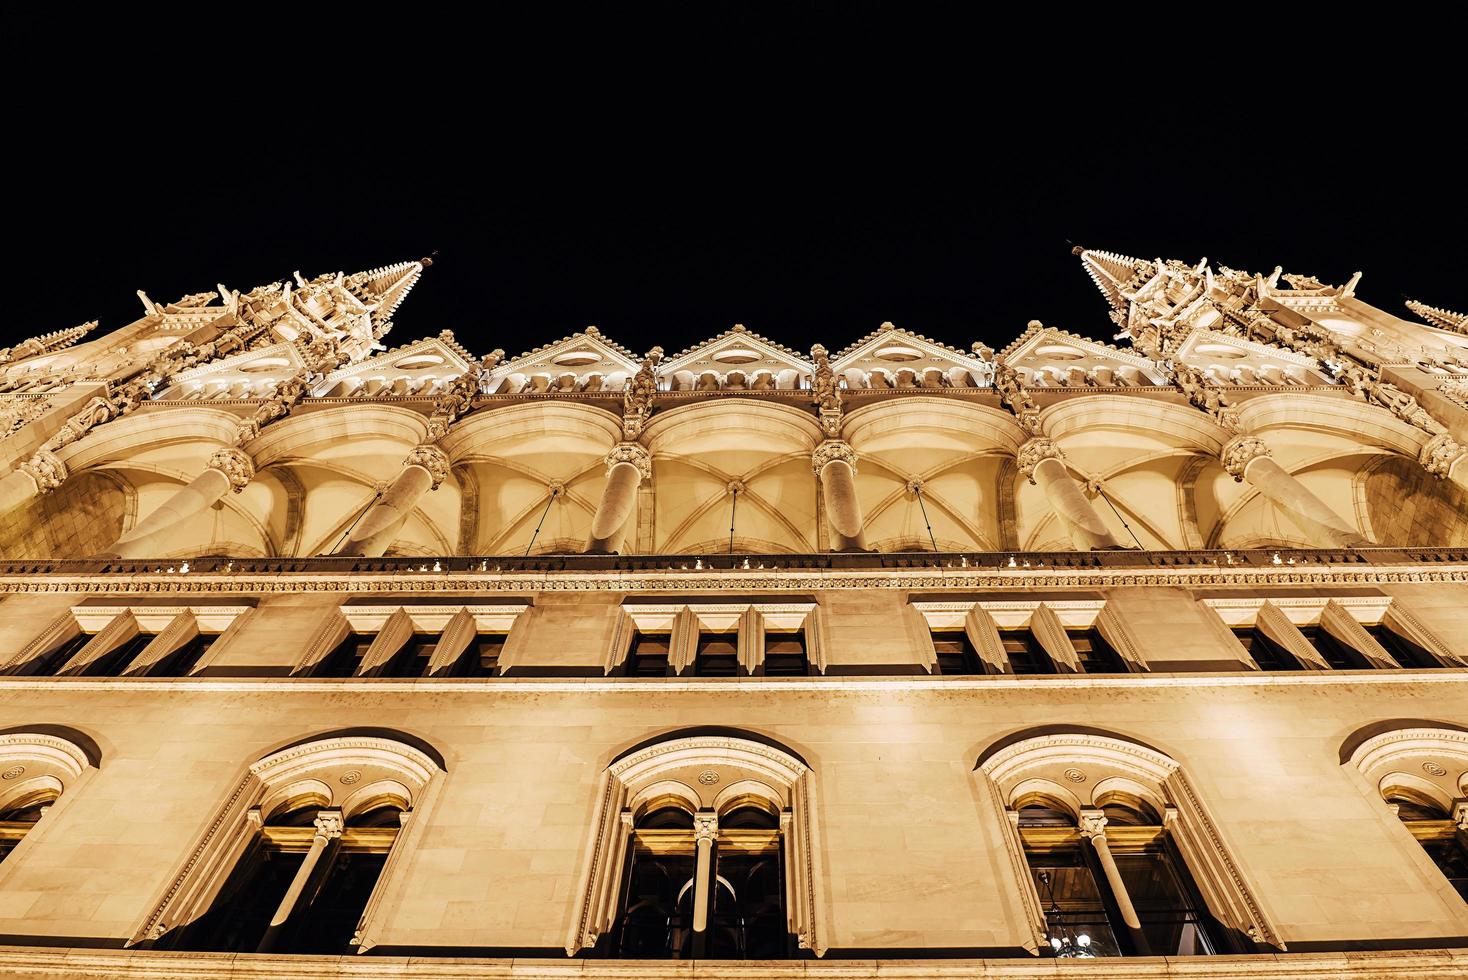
[585,444,651,554]
[257,809,344,953]
[1078,810,1150,955]
[334,445,450,558]
[1221,436,1366,548]
[0,452,67,517]
[1017,439,1126,551]
[813,440,867,552]
[691,812,718,936]
[105,448,254,558]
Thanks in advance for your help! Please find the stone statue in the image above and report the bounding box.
[622,347,662,441]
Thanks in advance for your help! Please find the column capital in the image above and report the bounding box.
[1452,800,1468,833]
[206,447,255,493]
[313,809,345,839]
[1220,434,1271,482]
[1077,809,1108,840]
[1419,433,1466,480]
[19,450,68,494]
[605,442,652,481]
[1016,437,1063,484]
[812,439,858,475]
[694,812,719,844]
[404,444,451,490]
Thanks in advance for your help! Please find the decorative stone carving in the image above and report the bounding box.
[993,362,1042,435]
[605,442,652,481]
[810,343,842,437]
[1220,435,1271,482]
[1015,437,1063,484]
[18,450,68,493]
[622,347,663,440]
[1441,379,1468,411]
[1419,433,1466,480]
[693,812,719,843]
[404,445,451,491]
[206,447,256,493]
[811,439,857,476]
[1174,364,1241,432]
[235,375,308,445]
[1077,811,1108,839]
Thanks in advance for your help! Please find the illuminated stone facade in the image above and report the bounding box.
[0,252,1465,977]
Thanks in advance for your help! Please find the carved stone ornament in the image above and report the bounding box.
[19,450,68,493]
[206,447,256,493]
[404,444,451,490]
[1439,379,1468,411]
[622,347,663,441]
[811,439,858,476]
[313,810,346,839]
[605,442,652,481]
[1419,433,1466,480]
[993,362,1043,435]
[1221,435,1271,482]
[1015,437,1063,484]
[693,812,719,843]
[1077,811,1108,839]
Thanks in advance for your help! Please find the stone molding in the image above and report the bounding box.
[131,735,441,948]
[570,735,823,957]
[980,732,1282,950]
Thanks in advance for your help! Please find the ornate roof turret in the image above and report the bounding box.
[1407,299,1468,334]
[0,321,97,365]
[1075,246,1157,314]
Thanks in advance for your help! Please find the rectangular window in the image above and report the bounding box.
[25,632,93,676]
[80,632,156,676]
[1231,628,1300,671]
[466,633,507,677]
[763,632,810,676]
[385,634,438,677]
[1001,630,1054,675]
[317,633,375,677]
[150,633,216,677]
[1297,626,1374,670]
[1365,624,1441,669]
[626,632,672,677]
[931,630,982,675]
[1068,629,1127,674]
[694,633,740,677]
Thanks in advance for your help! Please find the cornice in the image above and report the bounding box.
[0,561,1463,597]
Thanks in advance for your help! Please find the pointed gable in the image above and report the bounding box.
[156,341,311,401]
[1407,299,1468,335]
[1171,327,1329,386]
[315,333,477,398]
[661,324,812,392]
[999,321,1165,388]
[829,322,994,391]
[489,326,642,394]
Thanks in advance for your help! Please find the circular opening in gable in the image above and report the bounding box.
[1035,345,1084,361]
[875,346,921,362]
[394,354,446,370]
[238,357,290,373]
[712,348,761,364]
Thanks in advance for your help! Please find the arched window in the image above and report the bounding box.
[1347,727,1468,902]
[0,733,92,865]
[567,733,824,958]
[134,735,442,954]
[979,732,1279,959]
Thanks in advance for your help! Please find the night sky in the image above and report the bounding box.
[6,13,1463,361]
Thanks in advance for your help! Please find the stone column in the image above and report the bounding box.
[105,448,254,558]
[813,440,867,552]
[1078,810,1150,955]
[257,809,344,953]
[691,812,718,937]
[1017,439,1127,551]
[334,445,450,558]
[585,444,651,554]
[1221,436,1366,548]
[0,452,67,517]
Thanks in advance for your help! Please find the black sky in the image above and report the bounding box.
[5,11,1464,361]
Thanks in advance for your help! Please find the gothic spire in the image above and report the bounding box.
[342,257,428,326]
[1073,246,1153,313]
[1407,299,1468,334]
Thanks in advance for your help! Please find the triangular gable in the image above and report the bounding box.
[315,335,477,396]
[159,341,309,398]
[831,322,995,388]
[1172,327,1330,386]
[661,324,812,389]
[1000,323,1165,387]
[489,326,642,393]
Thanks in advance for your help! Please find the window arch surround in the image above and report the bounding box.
[567,733,824,957]
[130,734,444,951]
[0,732,94,871]
[1345,726,1468,903]
[978,732,1282,954]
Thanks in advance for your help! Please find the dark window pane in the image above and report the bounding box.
[1367,625,1441,669]
[279,851,388,954]
[168,844,304,952]
[1421,840,1468,901]
[763,634,809,676]
[628,633,671,677]
[151,633,215,676]
[1233,628,1300,671]
[696,633,739,676]
[1113,847,1219,957]
[1069,629,1127,674]
[317,634,374,677]
[24,633,93,676]
[1001,631,1054,675]
[386,634,437,677]
[1028,848,1122,957]
[711,849,788,958]
[932,631,982,675]
[1298,626,1373,670]
[617,846,695,958]
[79,632,154,676]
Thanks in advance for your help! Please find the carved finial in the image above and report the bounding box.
[1071,245,1086,256]
[732,323,746,333]
[1027,319,1044,330]
[878,321,896,332]
[585,325,600,336]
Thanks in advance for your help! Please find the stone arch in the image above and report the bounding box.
[132,733,444,950]
[568,730,824,956]
[977,730,1281,953]
[0,732,96,878]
